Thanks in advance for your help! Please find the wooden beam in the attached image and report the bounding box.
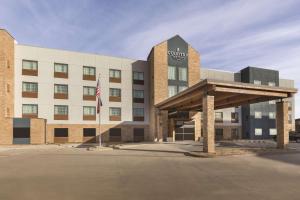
[215,86,288,97]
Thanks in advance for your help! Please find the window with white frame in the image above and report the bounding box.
[22,104,38,114]
[215,112,223,122]
[253,80,261,85]
[83,86,96,96]
[133,71,144,81]
[168,66,176,80]
[83,66,96,76]
[268,82,275,86]
[54,63,68,73]
[269,112,276,119]
[109,69,121,78]
[255,128,262,136]
[269,128,277,135]
[54,84,68,94]
[109,88,121,97]
[178,67,187,81]
[254,111,262,119]
[109,107,121,116]
[133,108,144,117]
[22,60,38,70]
[168,85,177,97]
[133,90,144,98]
[83,106,96,116]
[54,105,68,115]
[22,82,38,92]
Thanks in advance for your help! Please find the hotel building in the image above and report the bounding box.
[0,29,296,145]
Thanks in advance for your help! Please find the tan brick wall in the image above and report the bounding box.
[30,118,47,144]
[276,101,289,149]
[148,41,168,141]
[203,95,215,153]
[0,29,14,118]
[0,30,14,145]
[46,124,149,143]
[190,111,201,141]
[215,125,242,140]
[0,118,13,144]
[188,45,200,86]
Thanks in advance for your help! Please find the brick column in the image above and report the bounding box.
[203,95,215,153]
[276,101,289,149]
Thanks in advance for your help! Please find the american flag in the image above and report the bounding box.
[96,77,102,114]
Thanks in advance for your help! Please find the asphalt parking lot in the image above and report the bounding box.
[0,142,300,200]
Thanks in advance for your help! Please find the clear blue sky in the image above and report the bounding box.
[1,0,300,117]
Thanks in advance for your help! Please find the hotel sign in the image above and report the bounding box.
[167,48,188,61]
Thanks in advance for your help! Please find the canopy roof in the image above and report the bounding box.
[156,79,297,111]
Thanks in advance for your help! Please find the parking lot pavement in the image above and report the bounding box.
[0,142,300,200]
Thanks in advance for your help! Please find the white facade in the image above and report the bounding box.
[14,44,149,125]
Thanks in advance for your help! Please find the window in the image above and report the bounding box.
[215,112,223,122]
[109,69,121,78]
[269,129,277,135]
[22,60,38,70]
[109,88,121,97]
[83,128,96,137]
[133,90,144,98]
[134,128,144,142]
[54,84,68,94]
[22,104,38,114]
[54,63,68,73]
[83,106,96,115]
[269,100,276,104]
[254,111,262,119]
[54,105,68,115]
[110,107,121,116]
[133,108,144,121]
[109,69,121,83]
[253,80,261,85]
[22,82,38,92]
[255,128,262,136]
[268,82,275,86]
[83,86,96,96]
[231,112,239,123]
[133,72,144,80]
[54,128,68,137]
[269,112,276,119]
[109,128,121,142]
[83,66,96,76]
[22,60,38,76]
[178,86,187,92]
[133,108,144,117]
[109,107,121,121]
[168,85,177,97]
[168,66,176,80]
[109,88,121,102]
[178,67,187,81]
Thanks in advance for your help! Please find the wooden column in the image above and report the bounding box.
[203,94,215,153]
[276,101,289,149]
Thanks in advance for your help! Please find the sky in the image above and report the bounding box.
[1,0,300,117]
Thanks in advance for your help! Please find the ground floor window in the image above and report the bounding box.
[83,128,96,137]
[133,128,144,142]
[54,128,68,143]
[231,128,239,139]
[254,128,262,136]
[109,128,121,142]
[215,128,223,140]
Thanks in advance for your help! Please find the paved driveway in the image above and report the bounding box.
[0,142,300,200]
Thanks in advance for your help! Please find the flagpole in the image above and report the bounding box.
[98,73,102,147]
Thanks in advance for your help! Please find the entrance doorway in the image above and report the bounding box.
[175,121,195,141]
